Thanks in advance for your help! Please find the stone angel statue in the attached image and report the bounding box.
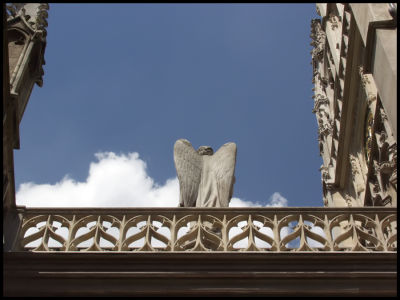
[174,139,237,208]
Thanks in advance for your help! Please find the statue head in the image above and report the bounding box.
[197,146,214,156]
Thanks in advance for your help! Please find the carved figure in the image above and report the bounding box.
[174,139,237,208]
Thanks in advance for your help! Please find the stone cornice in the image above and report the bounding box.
[4,251,397,296]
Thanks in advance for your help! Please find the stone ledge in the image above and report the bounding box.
[4,251,397,296]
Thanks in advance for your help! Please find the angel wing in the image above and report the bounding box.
[210,142,237,207]
[173,139,202,207]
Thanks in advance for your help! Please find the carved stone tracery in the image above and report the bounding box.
[13,208,397,252]
[358,67,397,207]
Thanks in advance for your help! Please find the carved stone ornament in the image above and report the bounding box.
[364,108,374,164]
[378,131,387,145]
[320,76,328,87]
[389,168,397,188]
[345,194,353,207]
[6,3,25,17]
[358,66,368,85]
[320,165,331,182]
[6,3,49,88]
[316,6,321,16]
[325,182,336,191]
[359,66,378,104]
[367,94,377,105]
[312,94,329,113]
[372,192,392,207]
[349,154,366,198]
[349,154,365,197]
[380,109,388,121]
[372,181,380,194]
[377,161,395,175]
[310,19,326,61]
[377,143,397,176]
[349,154,360,176]
[319,124,333,138]
[328,12,339,30]
[388,144,397,162]
[174,139,237,208]
[7,3,49,37]
[319,141,324,155]
[317,111,333,138]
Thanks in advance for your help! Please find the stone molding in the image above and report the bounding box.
[3,251,397,296]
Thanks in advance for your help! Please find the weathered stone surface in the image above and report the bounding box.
[310,3,397,207]
[3,3,49,211]
[11,206,397,252]
[174,139,237,208]
[4,251,397,296]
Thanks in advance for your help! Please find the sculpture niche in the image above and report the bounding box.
[174,139,237,208]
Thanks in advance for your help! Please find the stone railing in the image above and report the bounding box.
[12,207,397,252]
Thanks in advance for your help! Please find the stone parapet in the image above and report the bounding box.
[4,251,397,296]
[8,206,397,253]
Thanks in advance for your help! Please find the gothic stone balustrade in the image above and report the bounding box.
[4,206,397,296]
[11,206,397,253]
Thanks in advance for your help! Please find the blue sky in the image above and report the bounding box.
[14,4,323,208]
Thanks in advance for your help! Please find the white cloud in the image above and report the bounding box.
[17,151,293,250]
[17,151,289,210]
[229,192,288,208]
[229,197,260,207]
[266,192,288,207]
[16,152,179,207]
[228,193,289,249]
[306,223,326,248]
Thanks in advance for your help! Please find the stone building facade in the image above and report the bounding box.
[3,3,49,253]
[310,3,397,208]
[3,3,49,212]
[3,3,397,296]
